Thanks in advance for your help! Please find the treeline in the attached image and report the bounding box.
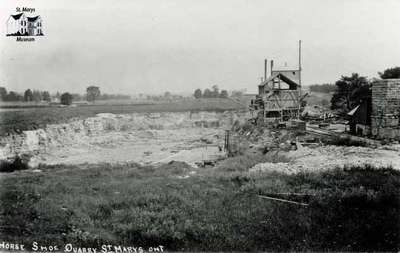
[309,83,336,93]
[145,91,185,101]
[194,85,228,99]
[0,85,131,105]
[0,87,51,102]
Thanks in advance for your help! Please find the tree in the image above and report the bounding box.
[194,89,202,99]
[71,93,83,101]
[330,73,369,114]
[203,88,212,98]
[211,85,219,98]
[220,90,228,98]
[32,90,42,102]
[5,91,21,101]
[0,87,7,101]
[86,86,101,102]
[24,89,33,102]
[60,92,73,105]
[378,67,400,79]
[42,91,51,102]
[164,91,171,98]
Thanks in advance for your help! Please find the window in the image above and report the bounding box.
[20,21,23,25]
[20,28,23,33]
[292,72,296,75]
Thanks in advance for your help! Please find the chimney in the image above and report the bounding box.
[264,59,268,80]
[270,60,274,75]
[298,40,302,86]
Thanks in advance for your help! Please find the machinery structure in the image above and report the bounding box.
[250,41,307,126]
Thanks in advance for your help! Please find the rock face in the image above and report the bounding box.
[0,111,244,166]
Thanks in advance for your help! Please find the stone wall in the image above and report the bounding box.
[371,79,400,139]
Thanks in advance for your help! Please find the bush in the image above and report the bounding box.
[60,92,73,105]
[0,156,29,173]
[325,135,367,147]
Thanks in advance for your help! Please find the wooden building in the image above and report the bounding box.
[249,42,307,125]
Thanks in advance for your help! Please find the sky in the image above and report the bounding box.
[0,0,400,95]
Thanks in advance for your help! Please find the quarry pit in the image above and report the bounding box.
[1,110,400,173]
[0,111,245,167]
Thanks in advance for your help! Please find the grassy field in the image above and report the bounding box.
[0,98,246,135]
[0,159,399,251]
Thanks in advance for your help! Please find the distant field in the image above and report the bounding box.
[0,101,52,109]
[0,99,153,108]
[0,98,246,135]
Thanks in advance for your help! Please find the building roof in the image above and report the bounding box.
[258,73,299,88]
[27,16,40,22]
[11,13,24,20]
[272,67,299,72]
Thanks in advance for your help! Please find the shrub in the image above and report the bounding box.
[325,135,367,147]
[60,93,73,105]
[0,156,29,173]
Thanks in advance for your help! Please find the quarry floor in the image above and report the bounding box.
[33,128,226,167]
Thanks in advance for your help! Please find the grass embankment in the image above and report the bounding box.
[0,159,399,251]
[0,98,245,136]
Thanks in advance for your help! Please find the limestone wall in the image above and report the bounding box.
[0,111,246,163]
[371,79,400,138]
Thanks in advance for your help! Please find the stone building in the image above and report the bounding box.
[371,79,400,139]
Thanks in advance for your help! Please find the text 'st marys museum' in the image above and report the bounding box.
[6,13,43,36]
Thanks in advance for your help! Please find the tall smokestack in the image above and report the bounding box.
[264,59,268,80]
[270,60,274,75]
[299,40,302,86]
[298,40,302,119]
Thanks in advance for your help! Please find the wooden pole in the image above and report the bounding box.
[258,194,309,206]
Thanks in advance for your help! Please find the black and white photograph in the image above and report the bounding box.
[0,0,400,252]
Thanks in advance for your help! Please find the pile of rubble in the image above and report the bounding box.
[250,144,400,174]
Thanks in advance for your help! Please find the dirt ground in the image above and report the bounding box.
[250,144,400,174]
[32,127,225,167]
